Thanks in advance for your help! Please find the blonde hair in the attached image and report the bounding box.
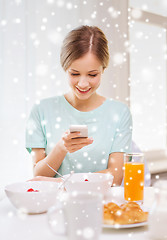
[60,25,109,71]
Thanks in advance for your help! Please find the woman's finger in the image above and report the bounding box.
[70,137,93,145]
[68,142,93,153]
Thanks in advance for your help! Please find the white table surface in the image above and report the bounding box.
[0,187,155,240]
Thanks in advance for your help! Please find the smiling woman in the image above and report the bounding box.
[65,52,104,111]
[25,25,133,186]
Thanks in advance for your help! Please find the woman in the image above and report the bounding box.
[26,25,132,186]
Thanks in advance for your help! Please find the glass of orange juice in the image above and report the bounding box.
[124,153,144,203]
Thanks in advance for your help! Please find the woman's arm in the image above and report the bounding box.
[97,152,124,186]
[32,131,93,177]
[28,175,63,182]
[32,139,67,177]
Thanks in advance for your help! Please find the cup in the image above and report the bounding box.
[124,153,144,203]
[48,191,103,240]
[149,180,167,239]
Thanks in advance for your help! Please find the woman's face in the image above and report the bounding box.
[67,52,103,101]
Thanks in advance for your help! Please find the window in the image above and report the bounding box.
[129,0,167,169]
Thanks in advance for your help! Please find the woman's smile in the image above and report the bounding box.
[76,86,91,94]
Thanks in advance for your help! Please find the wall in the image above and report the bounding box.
[0,0,128,186]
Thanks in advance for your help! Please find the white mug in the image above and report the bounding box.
[149,180,167,239]
[48,191,103,240]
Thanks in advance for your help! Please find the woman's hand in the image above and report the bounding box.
[28,176,63,183]
[62,130,94,153]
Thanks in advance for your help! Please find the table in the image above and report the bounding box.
[0,187,155,240]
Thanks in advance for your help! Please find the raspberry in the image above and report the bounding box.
[27,188,34,192]
[27,188,39,192]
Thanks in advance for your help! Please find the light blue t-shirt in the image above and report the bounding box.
[26,95,132,177]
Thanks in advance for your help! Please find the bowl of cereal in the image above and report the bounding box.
[5,181,61,214]
[64,172,114,195]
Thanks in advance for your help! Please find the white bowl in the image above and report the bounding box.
[64,173,114,195]
[5,181,61,214]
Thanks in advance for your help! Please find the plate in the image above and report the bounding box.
[103,187,151,229]
[103,221,148,229]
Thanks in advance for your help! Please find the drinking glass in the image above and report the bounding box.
[124,153,144,203]
[48,191,103,240]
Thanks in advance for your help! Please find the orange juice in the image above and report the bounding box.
[124,162,144,201]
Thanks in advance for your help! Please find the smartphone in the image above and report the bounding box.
[69,125,88,138]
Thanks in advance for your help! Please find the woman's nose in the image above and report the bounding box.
[77,76,89,89]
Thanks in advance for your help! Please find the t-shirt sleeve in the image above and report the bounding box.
[110,105,132,154]
[25,104,46,153]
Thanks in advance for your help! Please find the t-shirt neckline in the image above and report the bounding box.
[61,95,109,115]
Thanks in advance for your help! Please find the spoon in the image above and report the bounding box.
[45,162,74,189]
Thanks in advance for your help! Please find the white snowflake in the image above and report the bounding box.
[66,2,73,9]
[83,227,94,239]
[30,32,37,40]
[55,124,60,129]
[15,0,22,5]
[47,0,54,4]
[56,0,64,7]
[47,31,63,45]
[101,159,106,164]
[66,24,72,29]
[131,9,142,19]
[46,133,51,138]
[8,211,14,217]
[13,139,18,145]
[76,229,82,236]
[49,142,55,148]
[33,40,40,47]
[135,31,143,39]
[113,53,124,65]
[21,113,26,119]
[41,25,46,31]
[91,11,97,19]
[145,173,151,180]
[41,120,47,126]
[42,18,48,23]
[14,18,21,24]
[141,4,148,11]
[76,163,82,169]
[83,152,88,157]
[13,77,19,83]
[36,64,48,77]
[108,7,119,18]
[1,20,7,26]
[91,126,97,132]
[56,117,61,122]
[17,208,28,219]
[56,27,62,32]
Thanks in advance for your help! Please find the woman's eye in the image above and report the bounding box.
[70,73,98,77]
[71,73,80,76]
[89,74,97,77]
